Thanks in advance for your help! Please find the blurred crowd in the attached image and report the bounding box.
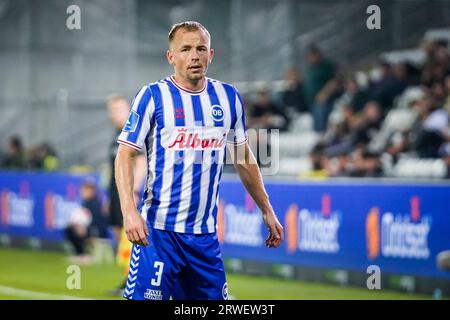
[0,136,59,171]
[245,40,450,178]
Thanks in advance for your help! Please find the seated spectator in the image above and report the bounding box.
[443,73,450,114]
[408,95,448,158]
[323,150,354,178]
[328,76,370,134]
[65,180,109,264]
[281,67,308,115]
[82,180,109,240]
[429,80,448,107]
[351,101,383,148]
[322,104,356,156]
[422,40,450,87]
[368,61,407,113]
[28,143,59,171]
[248,89,288,131]
[301,144,328,179]
[350,148,383,177]
[65,204,92,264]
[1,136,28,170]
[394,62,421,88]
[439,143,450,179]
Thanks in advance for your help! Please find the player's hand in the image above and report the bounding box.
[124,211,149,246]
[262,211,284,248]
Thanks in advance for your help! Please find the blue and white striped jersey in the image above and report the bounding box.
[117,76,247,234]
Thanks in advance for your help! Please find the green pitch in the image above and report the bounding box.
[0,247,432,300]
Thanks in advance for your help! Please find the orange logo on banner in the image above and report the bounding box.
[322,194,331,218]
[217,200,225,243]
[44,192,55,229]
[366,207,380,260]
[410,196,420,222]
[285,204,298,253]
[0,191,9,225]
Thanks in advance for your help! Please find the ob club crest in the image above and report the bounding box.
[210,105,224,122]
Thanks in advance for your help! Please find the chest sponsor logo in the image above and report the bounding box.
[161,127,227,150]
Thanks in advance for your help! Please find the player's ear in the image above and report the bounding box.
[209,48,214,65]
[166,50,174,65]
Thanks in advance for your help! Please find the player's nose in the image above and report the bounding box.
[190,51,200,60]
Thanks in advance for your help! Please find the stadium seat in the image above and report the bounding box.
[369,108,417,152]
[278,156,311,176]
[380,48,426,67]
[394,86,424,110]
[278,131,319,158]
[289,113,314,133]
[391,158,447,179]
[424,28,450,44]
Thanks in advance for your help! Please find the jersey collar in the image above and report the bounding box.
[169,75,207,94]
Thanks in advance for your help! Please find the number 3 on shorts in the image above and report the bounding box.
[151,261,164,287]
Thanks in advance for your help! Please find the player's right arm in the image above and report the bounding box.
[115,144,149,246]
[114,85,155,246]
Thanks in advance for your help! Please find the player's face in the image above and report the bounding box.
[167,29,214,84]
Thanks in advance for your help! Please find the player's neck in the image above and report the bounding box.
[171,74,206,93]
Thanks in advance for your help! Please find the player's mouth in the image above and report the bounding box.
[188,65,202,72]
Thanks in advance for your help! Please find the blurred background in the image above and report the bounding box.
[0,0,450,300]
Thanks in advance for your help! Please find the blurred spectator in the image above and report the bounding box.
[322,104,356,156]
[429,80,447,106]
[82,180,109,239]
[351,101,383,148]
[300,144,328,179]
[65,180,108,264]
[443,74,450,113]
[247,89,288,131]
[304,45,337,133]
[1,136,28,170]
[65,188,93,264]
[368,61,407,113]
[409,95,448,158]
[281,67,308,115]
[394,62,421,87]
[342,77,370,114]
[422,40,450,86]
[328,76,369,128]
[350,148,383,178]
[440,143,450,179]
[28,143,59,171]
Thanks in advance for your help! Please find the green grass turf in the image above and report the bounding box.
[0,247,433,300]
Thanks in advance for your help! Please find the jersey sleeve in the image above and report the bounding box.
[227,87,248,146]
[117,85,155,150]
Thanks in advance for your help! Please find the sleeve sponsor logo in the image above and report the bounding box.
[123,111,140,133]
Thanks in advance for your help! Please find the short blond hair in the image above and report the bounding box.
[168,21,210,44]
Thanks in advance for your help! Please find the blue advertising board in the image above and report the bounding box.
[217,178,450,280]
[0,172,99,241]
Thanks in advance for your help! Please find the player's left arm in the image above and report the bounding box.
[229,142,284,248]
